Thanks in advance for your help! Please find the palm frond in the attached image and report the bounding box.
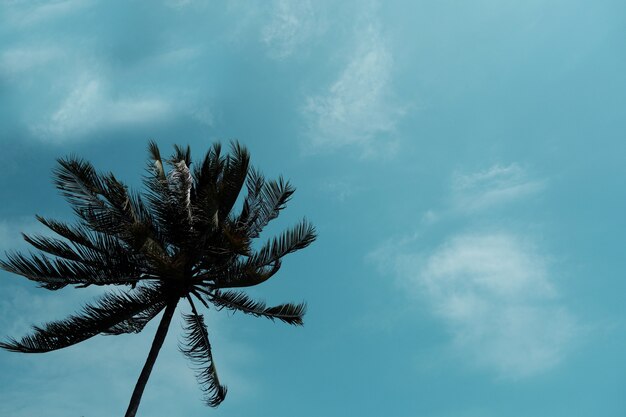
[22,233,84,262]
[247,219,316,268]
[238,173,294,239]
[191,143,224,236]
[98,172,166,254]
[53,156,105,207]
[193,142,223,201]
[198,254,280,288]
[22,231,139,268]
[217,141,250,219]
[53,158,164,253]
[53,157,115,229]
[144,153,193,251]
[0,285,164,353]
[34,215,162,275]
[172,144,192,167]
[36,216,95,248]
[180,311,227,407]
[148,140,166,180]
[103,300,167,335]
[208,290,306,325]
[0,251,143,289]
[168,159,194,222]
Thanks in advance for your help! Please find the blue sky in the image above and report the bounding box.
[1,0,625,416]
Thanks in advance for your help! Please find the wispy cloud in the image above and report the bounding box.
[377,232,577,379]
[451,163,545,212]
[302,25,405,157]
[261,0,322,60]
[33,77,171,141]
[421,163,545,226]
[1,0,92,27]
[370,165,578,379]
[0,45,64,76]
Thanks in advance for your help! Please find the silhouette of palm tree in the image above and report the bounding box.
[0,141,316,416]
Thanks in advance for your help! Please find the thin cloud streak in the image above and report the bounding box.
[1,0,93,27]
[33,77,172,142]
[302,25,405,157]
[451,163,545,212]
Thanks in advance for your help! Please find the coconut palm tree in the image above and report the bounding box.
[0,141,316,417]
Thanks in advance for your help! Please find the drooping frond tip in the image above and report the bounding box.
[180,312,227,407]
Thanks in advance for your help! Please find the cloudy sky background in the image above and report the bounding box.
[1,1,626,416]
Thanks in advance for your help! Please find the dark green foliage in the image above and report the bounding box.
[0,141,315,410]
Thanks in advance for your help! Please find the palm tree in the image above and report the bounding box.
[0,141,316,417]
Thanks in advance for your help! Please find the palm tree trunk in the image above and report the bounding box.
[124,300,178,417]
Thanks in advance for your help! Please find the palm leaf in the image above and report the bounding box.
[36,216,113,253]
[53,156,106,211]
[22,231,144,269]
[103,300,167,335]
[180,311,227,407]
[22,233,84,262]
[54,158,163,252]
[208,290,306,325]
[33,216,166,277]
[148,140,166,180]
[238,173,294,239]
[168,159,194,223]
[247,219,316,268]
[0,285,164,353]
[0,251,144,289]
[217,141,250,219]
[172,144,192,167]
[190,143,225,240]
[199,256,280,289]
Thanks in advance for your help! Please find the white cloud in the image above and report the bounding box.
[0,42,205,142]
[302,25,405,156]
[261,0,321,59]
[370,164,579,378]
[451,163,544,212]
[422,163,544,224]
[33,77,171,141]
[386,232,577,379]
